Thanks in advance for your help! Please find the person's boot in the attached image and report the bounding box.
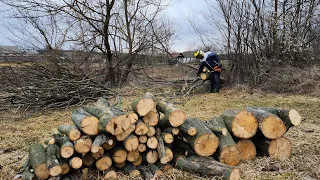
[210,89,219,93]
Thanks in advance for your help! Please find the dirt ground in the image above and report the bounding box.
[0,84,319,180]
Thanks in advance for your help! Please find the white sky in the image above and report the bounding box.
[0,0,221,52]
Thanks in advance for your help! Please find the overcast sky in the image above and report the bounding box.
[0,0,220,52]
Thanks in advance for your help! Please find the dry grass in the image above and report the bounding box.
[0,85,319,180]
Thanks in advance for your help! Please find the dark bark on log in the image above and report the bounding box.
[72,108,99,136]
[157,100,186,127]
[174,156,240,180]
[163,127,180,135]
[123,164,141,178]
[29,144,50,180]
[156,128,168,164]
[54,136,74,159]
[91,134,107,153]
[137,166,154,180]
[179,121,197,136]
[58,124,81,141]
[46,144,62,176]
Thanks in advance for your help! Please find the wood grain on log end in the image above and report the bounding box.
[69,157,82,169]
[169,110,186,127]
[81,116,99,135]
[96,156,112,171]
[261,116,286,139]
[269,137,292,160]
[231,110,258,139]
[289,109,301,126]
[194,133,219,156]
[219,146,241,166]
[236,139,256,160]
[34,164,50,180]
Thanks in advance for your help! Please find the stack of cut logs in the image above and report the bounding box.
[14,92,301,180]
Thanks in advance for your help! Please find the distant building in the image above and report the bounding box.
[170,51,196,64]
[0,45,20,54]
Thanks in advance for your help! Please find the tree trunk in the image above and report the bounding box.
[156,100,186,127]
[68,157,82,169]
[54,136,74,158]
[156,128,168,164]
[235,139,256,160]
[95,155,112,171]
[58,124,81,141]
[123,134,139,151]
[246,107,286,139]
[131,92,155,116]
[249,107,301,129]
[221,109,258,139]
[175,156,240,180]
[72,108,99,136]
[13,170,34,180]
[252,136,292,160]
[179,120,197,136]
[207,117,240,166]
[111,145,127,164]
[29,144,50,179]
[116,124,135,141]
[46,144,62,176]
[123,164,141,178]
[74,136,92,155]
[91,134,107,153]
[182,118,219,156]
[135,120,149,135]
[143,110,159,126]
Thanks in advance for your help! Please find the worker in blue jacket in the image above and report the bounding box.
[194,50,222,93]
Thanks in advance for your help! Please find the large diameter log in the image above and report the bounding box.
[250,107,301,129]
[131,92,155,116]
[72,108,99,135]
[221,109,258,139]
[143,110,159,126]
[143,150,158,164]
[74,136,92,154]
[29,144,50,180]
[174,156,240,180]
[111,145,128,164]
[123,134,139,151]
[91,134,107,153]
[68,157,82,169]
[135,120,149,135]
[123,164,141,178]
[54,136,74,158]
[46,144,62,176]
[235,139,256,160]
[156,128,168,164]
[156,100,186,127]
[208,117,240,166]
[246,107,286,139]
[182,118,219,156]
[116,124,135,141]
[252,136,292,160]
[179,121,197,136]
[58,124,81,141]
[104,113,131,135]
[95,155,112,171]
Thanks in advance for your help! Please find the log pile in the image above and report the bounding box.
[14,93,302,180]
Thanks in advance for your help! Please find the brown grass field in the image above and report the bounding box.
[0,64,320,180]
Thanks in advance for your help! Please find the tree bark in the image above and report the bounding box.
[91,134,107,153]
[156,128,168,164]
[174,156,240,180]
[221,109,258,139]
[123,164,141,178]
[182,118,219,156]
[207,117,240,166]
[179,121,197,136]
[29,144,50,180]
[46,144,62,176]
[72,108,99,136]
[163,127,180,135]
[57,124,81,141]
[137,166,154,180]
[54,136,74,158]
[156,100,186,127]
[246,107,286,139]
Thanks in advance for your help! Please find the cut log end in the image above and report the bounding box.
[68,129,81,141]
[261,116,286,139]
[61,146,74,158]
[136,98,155,116]
[163,133,174,144]
[147,136,158,149]
[112,149,128,164]
[236,139,256,160]
[169,110,186,127]
[104,170,118,180]
[96,156,112,171]
[49,165,62,177]
[70,157,82,169]
[123,135,139,151]
[219,146,241,166]
[74,138,92,155]
[106,115,131,135]
[91,146,101,154]
[172,128,180,135]
[60,164,70,175]
[194,133,219,156]
[34,163,50,180]
[128,112,139,124]
[269,137,292,160]
[232,110,258,139]
[221,128,228,136]
[229,168,241,180]
[143,111,159,126]
[289,109,302,126]
[188,127,197,136]
[81,116,99,135]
